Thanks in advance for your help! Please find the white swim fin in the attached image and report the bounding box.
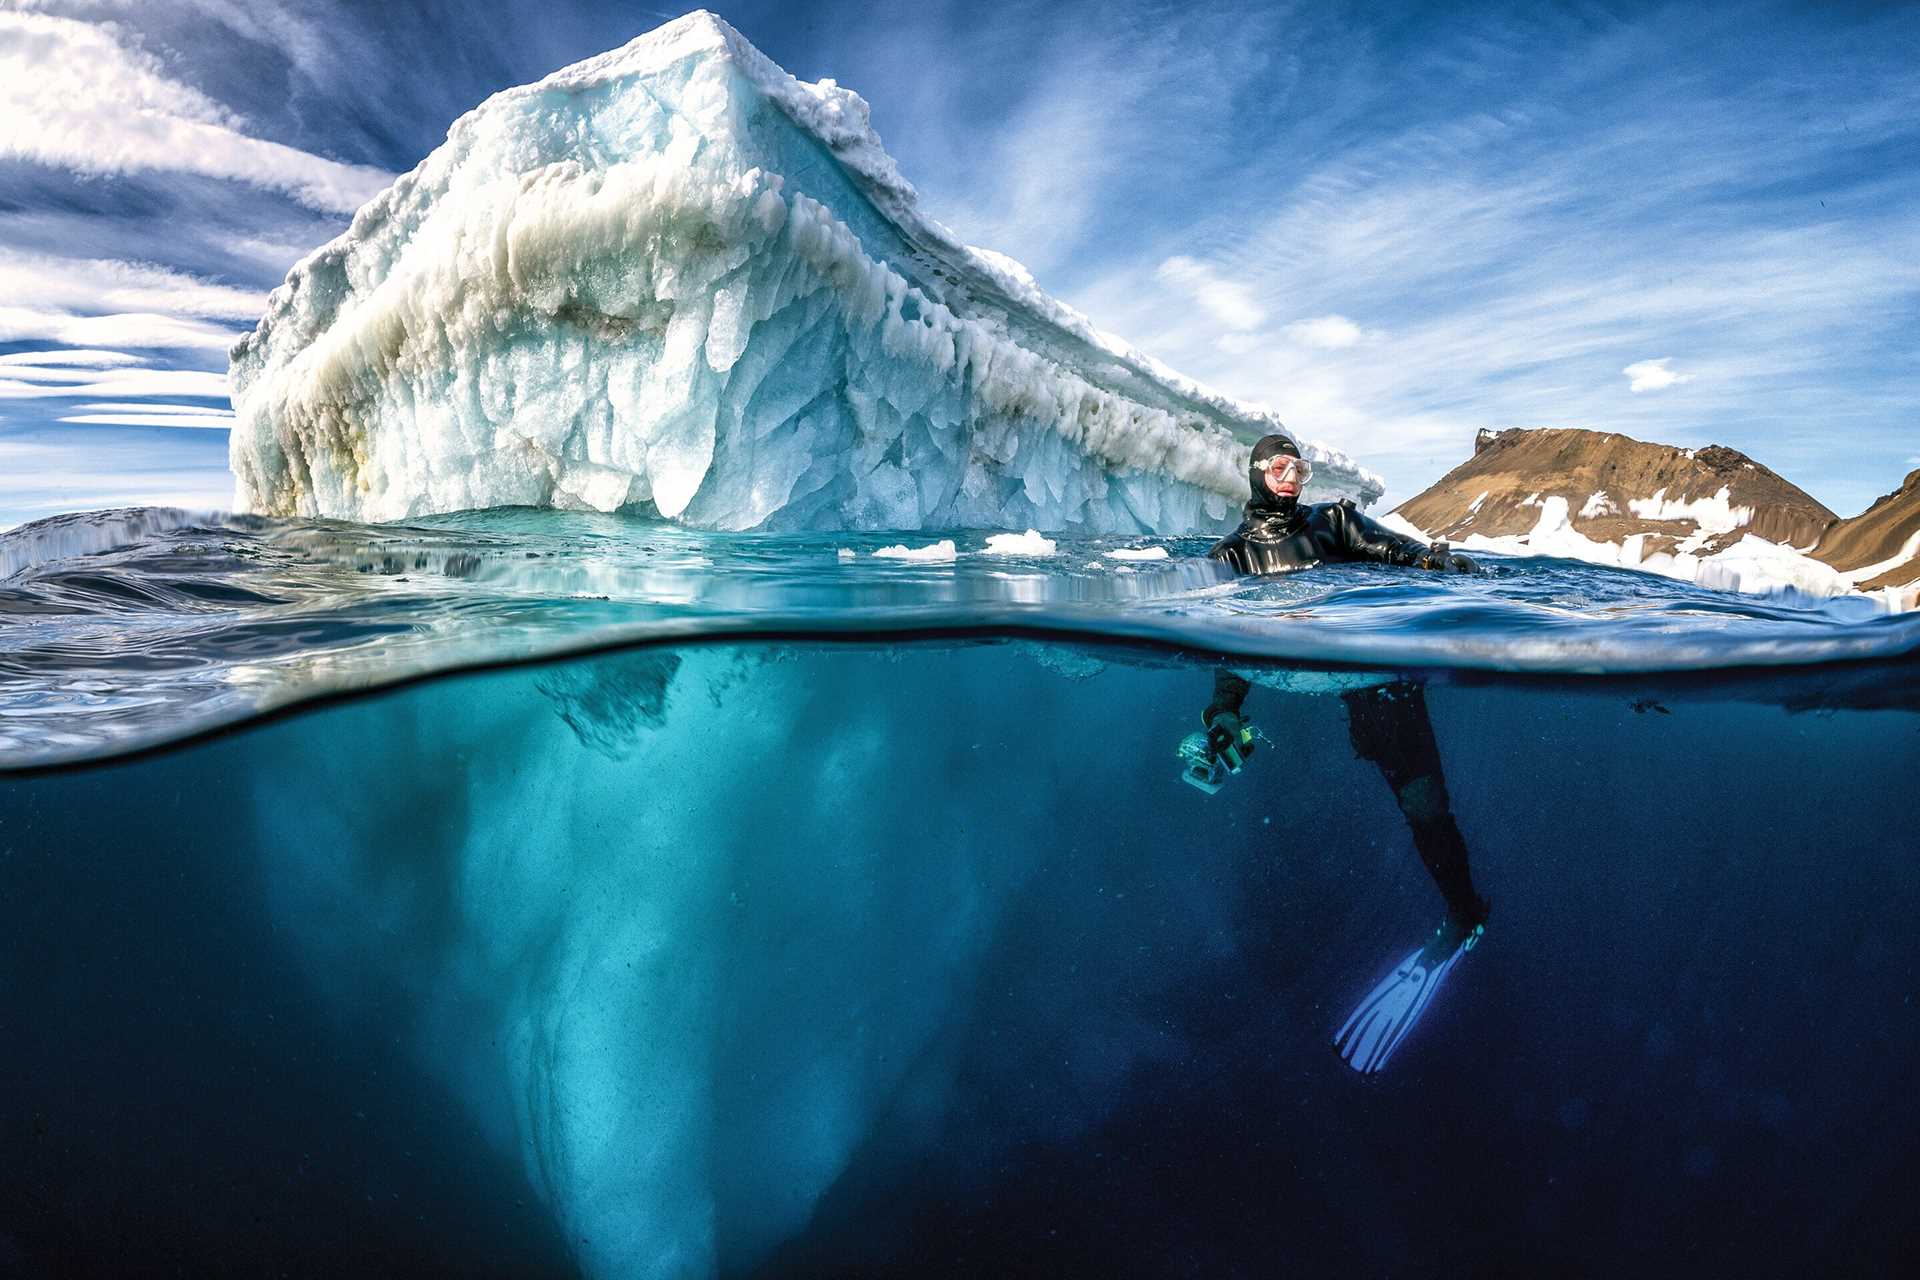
[1332,923,1480,1074]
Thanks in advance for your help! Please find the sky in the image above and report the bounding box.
[1,0,1916,529]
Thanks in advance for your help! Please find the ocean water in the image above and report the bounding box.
[3,507,1918,1277]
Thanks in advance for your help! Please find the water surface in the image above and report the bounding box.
[2,506,1916,1277]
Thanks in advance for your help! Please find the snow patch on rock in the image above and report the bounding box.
[1625,486,1752,540]
[1405,497,1915,612]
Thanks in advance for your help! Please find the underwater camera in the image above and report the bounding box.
[1177,715,1256,794]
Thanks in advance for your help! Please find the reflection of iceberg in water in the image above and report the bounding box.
[6,635,1917,1276]
[228,12,1379,532]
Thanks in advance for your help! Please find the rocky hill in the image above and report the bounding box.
[1812,469,1920,591]
[1388,427,1918,608]
[1394,427,1837,558]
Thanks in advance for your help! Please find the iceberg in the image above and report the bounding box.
[228,11,1380,532]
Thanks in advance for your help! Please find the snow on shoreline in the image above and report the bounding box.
[1380,506,1918,613]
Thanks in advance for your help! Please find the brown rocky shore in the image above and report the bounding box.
[1385,427,1919,606]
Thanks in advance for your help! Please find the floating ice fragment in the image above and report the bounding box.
[1105,546,1169,561]
[872,539,957,561]
[983,529,1057,556]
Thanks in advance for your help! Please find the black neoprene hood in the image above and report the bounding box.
[1247,434,1302,509]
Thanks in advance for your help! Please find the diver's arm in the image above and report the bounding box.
[1197,669,1256,772]
[1207,529,1249,574]
[1333,502,1477,572]
[1328,500,1427,566]
[1205,669,1250,723]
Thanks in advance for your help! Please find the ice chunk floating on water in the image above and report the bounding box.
[871,539,957,561]
[227,11,1379,533]
[983,529,1058,556]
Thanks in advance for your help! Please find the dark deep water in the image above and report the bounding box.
[3,508,1919,1277]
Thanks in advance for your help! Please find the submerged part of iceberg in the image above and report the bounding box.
[11,638,1917,1276]
[228,11,1380,532]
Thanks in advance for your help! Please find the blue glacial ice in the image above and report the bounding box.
[46,634,1908,1278]
[227,11,1380,532]
[245,645,1092,1278]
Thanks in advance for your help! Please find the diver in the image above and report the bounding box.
[1181,433,1491,1074]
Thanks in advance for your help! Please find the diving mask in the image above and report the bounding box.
[1256,454,1312,486]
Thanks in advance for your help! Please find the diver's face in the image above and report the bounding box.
[1263,461,1304,500]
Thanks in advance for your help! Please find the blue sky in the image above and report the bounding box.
[1,0,1915,529]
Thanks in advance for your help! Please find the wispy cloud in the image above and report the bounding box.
[0,363,128,384]
[1623,357,1691,393]
[0,309,243,351]
[0,349,143,368]
[58,412,235,429]
[0,9,390,213]
[0,250,262,354]
[0,251,263,319]
[0,368,230,400]
[844,1,1294,281]
[1049,4,1920,511]
[1283,315,1365,350]
[12,0,337,85]
[1156,256,1265,331]
[74,400,236,415]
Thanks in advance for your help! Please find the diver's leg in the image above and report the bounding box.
[1332,679,1487,1072]
[1340,680,1486,930]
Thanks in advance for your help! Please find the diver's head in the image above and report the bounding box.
[1249,434,1311,509]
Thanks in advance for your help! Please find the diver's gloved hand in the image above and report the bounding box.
[1204,710,1256,773]
[1420,539,1479,573]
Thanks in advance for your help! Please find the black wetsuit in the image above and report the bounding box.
[1203,473,1488,933]
[1208,496,1434,576]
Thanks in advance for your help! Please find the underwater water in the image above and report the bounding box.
[3,507,1919,1277]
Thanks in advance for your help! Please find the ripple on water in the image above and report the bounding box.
[2,505,1917,769]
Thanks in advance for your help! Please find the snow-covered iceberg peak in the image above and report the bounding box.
[229,11,1379,531]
